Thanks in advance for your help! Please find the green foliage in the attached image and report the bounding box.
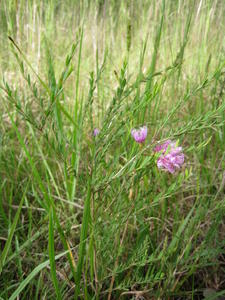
[0,0,225,299]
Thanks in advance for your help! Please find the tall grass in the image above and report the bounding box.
[0,0,225,299]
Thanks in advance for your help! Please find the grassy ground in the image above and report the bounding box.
[0,0,225,299]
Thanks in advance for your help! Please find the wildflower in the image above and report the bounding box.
[131,126,148,143]
[93,128,100,137]
[154,140,184,174]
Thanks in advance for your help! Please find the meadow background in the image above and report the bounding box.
[0,0,225,299]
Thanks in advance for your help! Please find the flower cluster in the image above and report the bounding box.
[92,126,184,174]
[154,140,184,174]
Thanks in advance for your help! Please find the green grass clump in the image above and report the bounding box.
[0,0,225,299]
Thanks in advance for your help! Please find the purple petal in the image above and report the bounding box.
[93,128,100,137]
[156,140,184,174]
[154,140,172,153]
[157,156,175,173]
[131,126,147,143]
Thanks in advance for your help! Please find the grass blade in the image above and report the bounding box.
[75,177,92,299]
[9,249,71,300]
[49,207,62,299]
[0,187,26,275]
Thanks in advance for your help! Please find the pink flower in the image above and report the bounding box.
[93,128,100,137]
[154,140,184,174]
[131,126,148,143]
